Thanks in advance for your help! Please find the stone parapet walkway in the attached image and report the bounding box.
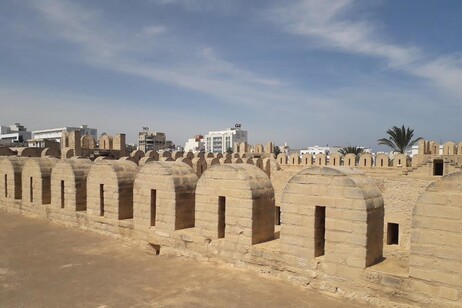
[0,210,362,307]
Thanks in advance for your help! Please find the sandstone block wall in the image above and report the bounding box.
[22,158,57,206]
[86,160,138,220]
[195,164,275,246]
[410,172,462,303]
[133,161,197,237]
[51,158,92,211]
[281,167,384,274]
[1,155,462,307]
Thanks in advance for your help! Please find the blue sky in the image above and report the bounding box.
[1,0,461,150]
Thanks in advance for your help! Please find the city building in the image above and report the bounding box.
[204,125,247,153]
[184,135,204,153]
[30,125,97,144]
[0,123,31,146]
[300,145,343,155]
[138,131,174,152]
[300,145,372,156]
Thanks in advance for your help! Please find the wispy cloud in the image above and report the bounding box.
[25,0,310,109]
[265,0,462,99]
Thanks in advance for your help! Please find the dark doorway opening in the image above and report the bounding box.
[433,160,444,176]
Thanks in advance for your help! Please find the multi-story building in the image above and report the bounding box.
[184,135,204,153]
[0,123,31,146]
[204,125,248,153]
[30,125,97,144]
[300,145,371,156]
[138,131,174,152]
[300,145,342,156]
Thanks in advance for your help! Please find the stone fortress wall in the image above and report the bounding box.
[0,138,461,307]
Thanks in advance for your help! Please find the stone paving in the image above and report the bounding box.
[0,210,364,308]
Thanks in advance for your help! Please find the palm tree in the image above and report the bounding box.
[338,146,364,156]
[377,125,422,154]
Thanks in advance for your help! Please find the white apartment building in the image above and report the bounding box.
[31,125,97,143]
[0,123,31,146]
[204,126,248,153]
[300,145,343,156]
[184,135,204,153]
[300,145,371,156]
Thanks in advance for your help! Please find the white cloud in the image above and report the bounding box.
[25,0,319,110]
[266,0,462,99]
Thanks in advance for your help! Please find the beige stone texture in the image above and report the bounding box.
[0,156,26,202]
[443,141,457,155]
[265,142,274,154]
[130,150,145,163]
[410,172,462,294]
[314,153,327,166]
[329,153,342,166]
[99,134,113,150]
[0,147,15,156]
[160,151,172,159]
[51,158,92,211]
[61,148,74,159]
[41,148,60,158]
[184,152,194,160]
[145,150,159,160]
[119,157,138,165]
[277,153,287,165]
[252,157,263,170]
[344,154,357,167]
[375,153,390,168]
[205,157,220,167]
[231,158,243,164]
[393,153,408,167]
[21,157,58,206]
[289,153,300,165]
[358,153,373,167]
[176,157,192,167]
[280,167,384,272]
[16,147,42,157]
[86,160,138,220]
[429,141,440,155]
[195,164,275,246]
[3,150,462,308]
[113,134,126,157]
[194,152,205,159]
[301,153,313,166]
[81,134,96,149]
[138,157,154,166]
[133,161,198,238]
[191,157,207,178]
[254,144,264,153]
[171,151,183,160]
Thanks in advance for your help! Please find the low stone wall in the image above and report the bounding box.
[0,156,461,307]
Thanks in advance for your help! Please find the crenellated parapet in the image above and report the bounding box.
[1,156,461,307]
